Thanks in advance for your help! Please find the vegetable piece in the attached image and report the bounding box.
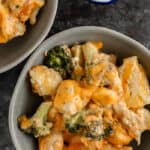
[64,110,113,140]
[44,46,73,79]
[119,56,150,108]
[29,65,62,97]
[39,133,63,150]
[71,42,103,80]
[18,102,53,138]
[64,110,85,133]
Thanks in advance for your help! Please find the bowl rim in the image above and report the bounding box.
[9,26,150,150]
[0,0,58,74]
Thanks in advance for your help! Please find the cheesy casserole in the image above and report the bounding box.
[18,42,150,150]
[0,0,45,43]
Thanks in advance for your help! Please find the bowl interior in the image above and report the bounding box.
[9,27,150,150]
[0,0,57,73]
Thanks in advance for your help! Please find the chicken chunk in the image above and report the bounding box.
[108,121,132,145]
[102,142,133,150]
[80,137,132,150]
[71,45,84,80]
[92,52,117,65]
[82,41,103,65]
[54,80,93,115]
[6,0,45,24]
[86,62,123,98]
[0,3,25,43]
[113,101,150,144]
[64,143,85,150]
[92,87,118,106]
[119,56,150,108]
[0,0,44,43]
[29,65,62,96]
[80,137,104,150]
[71,45,84,67]
[39,132,63,150]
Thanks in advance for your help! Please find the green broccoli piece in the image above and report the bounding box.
[102,126,113,138]
[65,111,85,133]
[44,46,73,79]
[18,102,53,138]
[64,111,113,140]
[85,122,113,140]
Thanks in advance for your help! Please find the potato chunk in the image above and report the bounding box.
[29,65,62,96]
[119,56,150,108]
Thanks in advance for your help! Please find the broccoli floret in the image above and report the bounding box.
[85,122,113,140]
[64,111,113,140]
[18,102,53,138]
[65,111,85,133]
[102,126,113,138]
[44,46,73,79]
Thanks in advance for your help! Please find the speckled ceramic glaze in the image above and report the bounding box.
[0,0,58,73]
[9,26,150,150]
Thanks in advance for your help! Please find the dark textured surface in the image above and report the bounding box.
[0,0,150,149]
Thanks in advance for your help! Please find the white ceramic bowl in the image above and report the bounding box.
[0,0,58,73]
[9,26,150,150]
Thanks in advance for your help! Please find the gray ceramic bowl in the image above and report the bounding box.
[9,26,150,150]
[0,0,58,73]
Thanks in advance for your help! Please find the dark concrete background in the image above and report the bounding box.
[0,0,150,149]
